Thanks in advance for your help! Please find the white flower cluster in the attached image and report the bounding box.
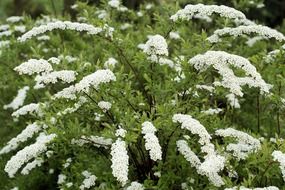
[201,108,222,115]
[272,151,285,182]
[14,59,53,75]
[34,70,77,89]
[189,51,272,97]
[126,181,144,190]
[0,122,44,155]
[0,24,9,31]
[170,4,246,22]
[14,25,26,33]
[21,158,44,175]
[115,128,127,138]
[226,93,241,109]
[57,96,87,116]
[104,57,118,68]
[197,154,225,187]
[108,0,128,12]
[53,85,77,100]
[215,128,261,160]
[172,114,211,145]
[58,55,78,63]
[169,31,181,40]
[98,101,112,112]
[141,121,162,161]
[11,103,42,118]
[57,174,67,185]
[207,25,285,43]
[143,35,169,60]
[63,158,72,168]
[4,133,56,178]
[176,140,201,168]
[196,84,215,93]
[173,114,225,187]
[71,135,112,149]
[37,35,50,41]
[18,21,108,42]
[6,16,23,23]
[75,69,116,93]
[0,30,12,38]
[80,171,97,190]
[225,186,279,190]
[4,86,29,110]
[110,138,129,186]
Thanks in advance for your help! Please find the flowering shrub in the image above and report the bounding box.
[1,0,285,189]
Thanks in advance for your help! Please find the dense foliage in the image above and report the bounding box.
[1,0,285,189]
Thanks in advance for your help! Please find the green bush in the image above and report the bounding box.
[0,0,285,189]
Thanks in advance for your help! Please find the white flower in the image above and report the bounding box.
[57,96,87,116]
[196,84,215,93]
[120,23,132,30]
[75,69,116,93]
[197,154,225,187]
[172,114,211,146]
[71,135,112,149]
[208,25,285,43]
[272,151,285,182]
[53,85,77,100]
[21,158,44,175]
[48,57,60,64]
[115,128,127,138]
[126,181,144,190]
[0,122,44,155]
[111,138,129,186]
[201,108,222,115]
[57,174,67,184]
[6,16,23,23]
[104,57,118,68]
[169,31,181,40]
[34,70,77,89]
[14,25,26,33]
[176,140,201,168]
[12,103,42,118]
[0,30,12,37]
[141,122,162,161]
[170,4,246,22]
[4,133,56,178]
[144,35,168,57]
[215,128,261,160]
[14,59,53,75]
[189,51,272,97]
[18,21,106,42]
[63,158,72,168]
[37,35,50,41]
[4,86,29,110]
[0,24,9,31]
[98,101,112,112]
[226,93,240,108]
[108,0,120,8]
[80,171,97,190]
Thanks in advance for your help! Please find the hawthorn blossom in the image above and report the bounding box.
[53,85,77,100]
[98,101,112,112]
[126,181,144,190]
[80,171,97,190]
[144,35,168,57]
